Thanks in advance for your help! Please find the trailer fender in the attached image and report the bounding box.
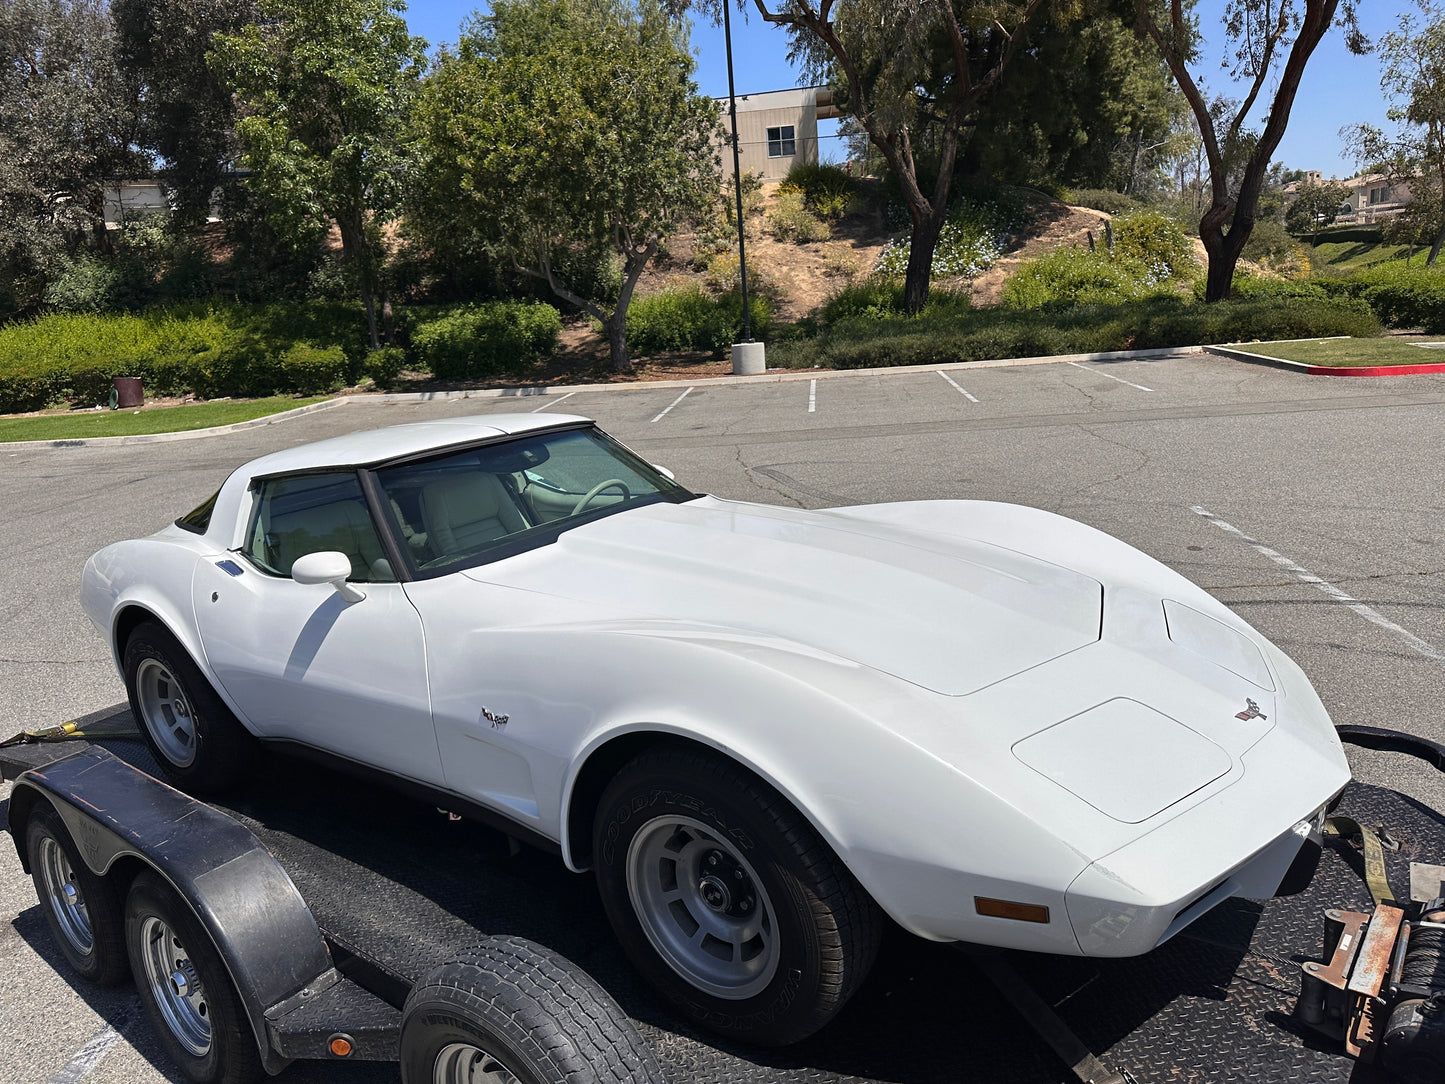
[7,744,332,1076]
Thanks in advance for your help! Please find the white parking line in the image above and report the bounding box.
[808,380,817,413]
[529,390,577,412]
[1192,506,1445,663]
[1068,361,1153,392]
[48,1025,121,1082]
[937,370,979,402]
[650,387,694,423]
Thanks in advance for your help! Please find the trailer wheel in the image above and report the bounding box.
[400,935,664,1084]
[26,805,128,986]
[123,620,256,793]
[124,872,262,1084]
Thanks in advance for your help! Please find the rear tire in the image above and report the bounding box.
[593,746,882,1046]
[400,935,664,1084]
[125,872,262,1084]
[27,805,128,985]
[123,620,256,793]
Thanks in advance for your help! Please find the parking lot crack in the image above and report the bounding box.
[735,447,805,507]
[1071,425,1151,490]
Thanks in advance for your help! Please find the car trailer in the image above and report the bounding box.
[4,721,1445,1084]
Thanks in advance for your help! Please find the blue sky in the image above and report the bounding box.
[402,1,1399,180]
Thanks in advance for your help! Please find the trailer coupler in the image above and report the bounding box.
[1296,900,1445,1084]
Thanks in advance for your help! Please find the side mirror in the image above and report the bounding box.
[292,551,366,603]
[652,464,676,481]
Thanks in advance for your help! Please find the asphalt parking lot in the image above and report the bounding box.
[3,350,1444,1083]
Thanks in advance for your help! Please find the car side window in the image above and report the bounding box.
[243,472,396,583]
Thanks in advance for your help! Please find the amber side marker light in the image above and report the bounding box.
[328,1035,354,1057]
[975,896,1050,923]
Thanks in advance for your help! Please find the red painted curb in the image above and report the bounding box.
[1300,361,1445,376]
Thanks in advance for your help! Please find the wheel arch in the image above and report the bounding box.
[562,729,850,878]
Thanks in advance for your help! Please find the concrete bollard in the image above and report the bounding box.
[731,341,766,375]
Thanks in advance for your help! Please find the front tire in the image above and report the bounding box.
[27,805,128,985]
[593,747,882,1046]
[124,872,262,1084]
[400,936,665,1084]
[123,620,256,793]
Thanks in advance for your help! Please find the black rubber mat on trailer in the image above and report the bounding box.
[79,738,1445,1083]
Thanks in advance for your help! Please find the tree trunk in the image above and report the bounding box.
[337,208,380,349]
[1200,206,1253,302]
[903,210,946,315]
[1427,219,1445,267]
[604,314,629,373]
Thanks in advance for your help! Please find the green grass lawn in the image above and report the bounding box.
[0,395,331,442]
[1305,238,1417,272]
[1221,335,1445,367]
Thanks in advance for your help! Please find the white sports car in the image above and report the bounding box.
[82,414,1349,1044]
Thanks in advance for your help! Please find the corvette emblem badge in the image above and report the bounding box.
[1235,698,1267,722]
[481,707,510,728]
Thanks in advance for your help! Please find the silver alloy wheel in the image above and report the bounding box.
[137,914,211,1057]
[432,1042,522,1084]
[625,815,780,1000]
[36,835,93,955]
[135,658,197,767]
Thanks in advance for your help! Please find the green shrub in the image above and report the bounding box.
[767,190,831,243]
[626,282,771,356]
[1228,274,1328,301]
[771,295,1381,371]
[1349,263,1445,331]
[1003,247,1170,309]
[364,346,406,390]
[0,302,368,413]
[1111,211,1198,281]
[820,276,970,323]
[410,301,562,380]
[873,196,1022,280]
[778,161,855,219]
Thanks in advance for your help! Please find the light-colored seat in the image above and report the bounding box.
[267,500,389,581]
[419,472,529,558]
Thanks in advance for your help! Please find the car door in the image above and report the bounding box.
[193,470,444,787]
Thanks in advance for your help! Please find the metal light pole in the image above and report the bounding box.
[723,1,765,374]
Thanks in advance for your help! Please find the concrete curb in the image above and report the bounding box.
[1205,342,1445,377]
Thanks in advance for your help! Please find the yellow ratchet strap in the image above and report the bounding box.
[1324,815,1398,908]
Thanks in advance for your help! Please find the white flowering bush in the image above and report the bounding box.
[873,196,1025,280]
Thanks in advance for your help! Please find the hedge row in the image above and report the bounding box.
[409,300,562,379]
[0,303,368,413]
[1313,263,1445,332]
[768,295,1383,370]
[626,283,771,356]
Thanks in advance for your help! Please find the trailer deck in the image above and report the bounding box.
[6,722,1444,1084]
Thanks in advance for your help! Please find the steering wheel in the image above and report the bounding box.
[572,478,631,515]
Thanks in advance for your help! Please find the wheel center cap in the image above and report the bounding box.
[699,874,731,912]
[172,698,188,717]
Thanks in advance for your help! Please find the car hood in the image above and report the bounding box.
[462,496,1102,696]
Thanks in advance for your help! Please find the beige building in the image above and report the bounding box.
[1285,170,1413,226]
[716,86,840,182]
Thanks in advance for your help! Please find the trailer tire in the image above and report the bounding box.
[27,805,128,986]
[125,872,262,1084]
[399,935,664,1084]
[123,620,256,794]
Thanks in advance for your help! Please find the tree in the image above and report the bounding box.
[112,0,260,225]
[409,0,722,372]
[1131,0,1365,300]
[0,0,137,316]
[742,0,1053,314]
[1284,178,1350,241]
[1344,1,1445,265]
[211,0,428,347]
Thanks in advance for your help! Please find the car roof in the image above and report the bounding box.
[240,413,592,477]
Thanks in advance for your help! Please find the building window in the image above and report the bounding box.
[767,125,796,158]
[1369,186,1389,204]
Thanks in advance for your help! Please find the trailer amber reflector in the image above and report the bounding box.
[329,1036,354,1057]
[975,896,1050,923]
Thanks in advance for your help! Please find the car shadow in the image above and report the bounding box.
[23,736,1433,1084]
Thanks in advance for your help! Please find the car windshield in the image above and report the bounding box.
[373,426,693,576]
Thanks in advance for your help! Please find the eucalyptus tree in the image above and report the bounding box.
[1344,1,1445,265]
[211,0,428,347]
[410,0,722,372]
[743,0,1055,313]
[1131,0,1365,299]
